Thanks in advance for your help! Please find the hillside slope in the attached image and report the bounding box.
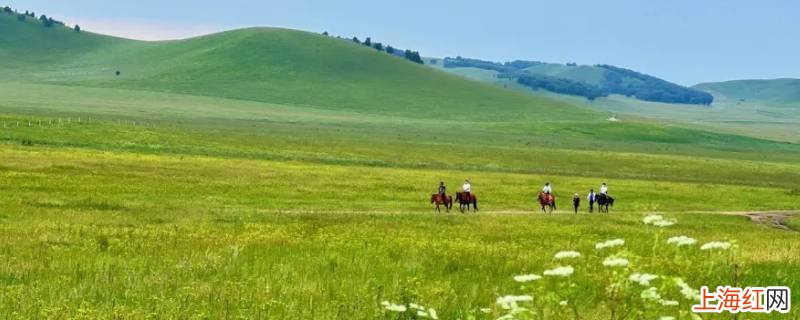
[694,79,800,105]
[437,57,713,104]
[3,9,800,152]
[1,12,596,122]
[0,11,122,68]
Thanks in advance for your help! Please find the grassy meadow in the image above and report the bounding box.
[1,11,799,319]
[430,63,800,144]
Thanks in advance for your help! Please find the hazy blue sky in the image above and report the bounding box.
[10,0,799,85]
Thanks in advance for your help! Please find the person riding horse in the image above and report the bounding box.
[431,181,452,213]
[596,183,614,213]
[455,180,478,212]
[542,182,553,195]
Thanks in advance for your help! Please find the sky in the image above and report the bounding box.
[9,0,799,85]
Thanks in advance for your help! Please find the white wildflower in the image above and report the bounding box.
[602,256,629,267]
[641,287,662,301]
[643,214,676,227]
[480,308,491,313]
[629,273,658,286]
[417,310,429,318]
[543,266,574,277]
[409,303,424,310]
[559,300,568,306]
[642,214,664,225]
[384,302,407,312]
[595,238,625,250]
[554,250,582,259]
[513,274,542,282]
[653,219,676,227]
[428,308,438,320]
[674,278,700,300]
[661,300,679,306]
[700,241,731,251]
[666,236,697,246]
[658,317,675,320]
[496,295,533,310]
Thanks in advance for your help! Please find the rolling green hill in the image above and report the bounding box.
[1,12,595,122]
[2,9,799,165]
[436,57,713,104]
[0,11,121,68]
[428,56,800,143]
[694,78,800,105]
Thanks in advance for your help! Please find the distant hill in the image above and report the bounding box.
[694,79,800,105]
[436,57,713,105]
[0,9,595,122]
[2,5,799,152]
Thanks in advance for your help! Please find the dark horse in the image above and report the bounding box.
[430,194,453,213]
[455,192,478,213]
[538,192,556,213]
[596,193,615,213]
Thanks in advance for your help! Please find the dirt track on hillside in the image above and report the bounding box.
[710,211,798,231]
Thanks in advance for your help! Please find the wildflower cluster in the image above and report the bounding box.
[699,241,732,251]
[595,238,624,250]
[486,214,736,320]
[381,301,438,319]
[643,214,676,227]
[666,235,696,247]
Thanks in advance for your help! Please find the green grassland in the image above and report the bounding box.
[695,79,800,104]
[1,11,799,319]
[431,61,800,143]
[553,93,800,144]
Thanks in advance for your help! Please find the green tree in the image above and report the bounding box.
[74,24,81,32]
[404,50,424,64]
[363,37,371,46]
[39,14,55,27]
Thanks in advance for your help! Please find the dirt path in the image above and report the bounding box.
[712,210,798,231]
[743,212,797,231]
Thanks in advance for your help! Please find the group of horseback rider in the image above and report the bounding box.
[432,180,477,213]
[432,180,613,213]
[542,181,611,213]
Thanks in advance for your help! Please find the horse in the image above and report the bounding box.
[596,193,614,213]
[538,192,556,213]
[430,193,453,213]
[455,192,478,213]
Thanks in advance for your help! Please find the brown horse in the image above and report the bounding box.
[431,194,453,213]
[455,192,478,213]
[538,192,556,213]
